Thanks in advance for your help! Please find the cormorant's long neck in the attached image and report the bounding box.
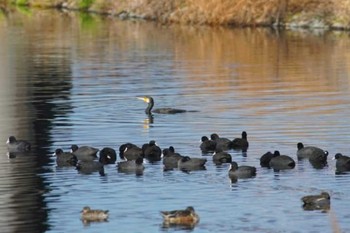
[145,98,154,114]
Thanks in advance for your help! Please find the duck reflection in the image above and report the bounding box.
[302,203,330,212]
[82,218,109,227]
[160,222,197,231]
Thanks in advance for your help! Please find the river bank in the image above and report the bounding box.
[1,0,350,30]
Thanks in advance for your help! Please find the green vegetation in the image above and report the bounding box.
[13,0,28,6]
[79,12,99,29]
[78,0,95,10]
[15,4,32,15]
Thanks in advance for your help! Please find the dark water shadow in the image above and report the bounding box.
[2,24,74,232]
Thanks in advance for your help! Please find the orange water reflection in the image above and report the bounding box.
[4,10,350,93]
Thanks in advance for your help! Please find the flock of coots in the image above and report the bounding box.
[4,97,347,227]
[6,128,344,220]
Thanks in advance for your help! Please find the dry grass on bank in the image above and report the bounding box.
[113,0,291,25]
[174,0,288,25]
[9,0,350,27]
[118,0,350,26]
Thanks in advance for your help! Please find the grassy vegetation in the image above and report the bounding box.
[78,0,94,10]
[3,0,350,28]
[14,0,28,6]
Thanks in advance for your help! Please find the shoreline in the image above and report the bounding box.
[1,0,350,30]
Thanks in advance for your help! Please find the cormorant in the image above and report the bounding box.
[137,96,189,115]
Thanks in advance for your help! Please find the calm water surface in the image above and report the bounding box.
[0,9,350,233]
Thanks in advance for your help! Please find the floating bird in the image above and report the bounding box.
[260,151,274,168]
[163,146,184,170]
[231,131,249,151]
[142,140,161,162]
[98,147,117,164]
[81,206,109,222]
[137,96,190,115]
[269,151,295,170]
[177,156,207,171]
[119,143,138,159]
[71,145,98,161]
[228,161,256,181]
[210,133,232,151]
[333,153,350,174]
[297,142,328,164]
[54,148,77,167]
[119,143,143,161]
[301,192,330,211]
[117,156,145,175]
[199,136,216,154]
[212,150,232,165]
[6,136,31,152]
[160,206,199,226]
